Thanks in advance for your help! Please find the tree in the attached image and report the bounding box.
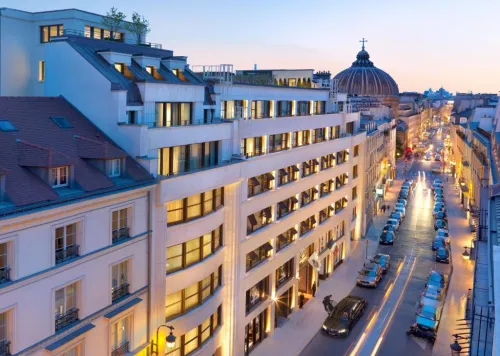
[101,7,126,40]
[125,12,151,45]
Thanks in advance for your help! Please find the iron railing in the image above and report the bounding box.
[0,267,10,284]
[112,227,130,244]
[55,308,79,331]
[58,29,162,49]
[112,283,130,302]
[55,245,79,264]
[0,339,10,356]
[111,341,129,356]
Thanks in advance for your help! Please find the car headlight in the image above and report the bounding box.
[338,329,348,334]
[322,325,328,330]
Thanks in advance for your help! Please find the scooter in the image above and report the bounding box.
[322,295,336,316]
[406,324,436,344]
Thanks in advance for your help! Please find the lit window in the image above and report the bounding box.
[51,166,69,188]
[146,66,154,74]
[108,159,121,177]
[114,63,125,74]
[111,316,131,354]
[39,61,45,82]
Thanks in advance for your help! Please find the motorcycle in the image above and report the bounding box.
[406,324,436,344]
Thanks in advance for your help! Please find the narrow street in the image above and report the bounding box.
[301,128,475,356]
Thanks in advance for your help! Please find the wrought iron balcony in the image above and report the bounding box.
[0,339,11,356]
[55,308,79,331]
[112,283,130,302]
[112,227,130,244]
[0,267,10,284]
[111,341,129,356]
[55,245,79,264]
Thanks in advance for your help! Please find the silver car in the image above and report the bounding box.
[420,287,445,308]
[356,263,383,288]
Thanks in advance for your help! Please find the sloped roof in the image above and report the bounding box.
[74,135,127,159]
[0,96,154,214]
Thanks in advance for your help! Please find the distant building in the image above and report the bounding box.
[235,69,314,87]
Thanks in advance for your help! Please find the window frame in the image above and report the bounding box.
[166,188,224,226]
[51,166,69,188]
[108,159,122,178]
[40,24,64,43]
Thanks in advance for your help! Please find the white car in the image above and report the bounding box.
[395,202,405,210]
[387,218,400,230]
[436,229,450,243]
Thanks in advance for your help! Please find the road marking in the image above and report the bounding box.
[371,337,383,356]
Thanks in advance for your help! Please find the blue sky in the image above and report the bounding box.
[4,0,500,93]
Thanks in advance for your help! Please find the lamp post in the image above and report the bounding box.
[462,246,470,260]
[151,325,176,355]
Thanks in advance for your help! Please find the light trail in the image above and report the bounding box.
[370,337,384,356]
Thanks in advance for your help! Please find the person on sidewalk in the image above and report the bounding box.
[299,294,305,309]
[311,282,317,297]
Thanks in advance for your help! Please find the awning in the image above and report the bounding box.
[277,234,288,244]
[249,177,260,186]
[290,227,298,235]
[279,168,288,176]
[312,188,318,194]
[311,216,316,224]
[303,161,310,169]
[266,173,275,181]
[302,191,310,199]
[104,298,142,319]
[291,196,299,204]
[248,214,258,226]
[46,324,95,351]
[330,153,336,160]
[278,201,288,210]
[292,165,299,172]
[247,251,259,261]
[262,207,272,218]
[312,159,319,165]
[320,211,327,219]
[262,242,273,253]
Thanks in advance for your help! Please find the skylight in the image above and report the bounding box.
[51,117,73,129]
[0,120,17,132]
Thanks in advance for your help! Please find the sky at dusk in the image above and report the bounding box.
[4,0,499,93]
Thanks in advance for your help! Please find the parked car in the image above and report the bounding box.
[434,219,448,230]
[386,218,400,230]
[433,179,443,185]
[434,211,447,220]
[356,263,383,288]
[433,205,445,216]
[434,188,444,196]
[436,229,450,242]
[416,304,443,332]
[432,182,443,190]
[434,202,446,210]
[434,194,445,202]
[407,323,436,343]
[420,288,445,308]
[395,206,406,218]
[397,199,407,207]
[371,254,391,273]
[382,224,396,233]
[425,153,432,161]
[434,154,441,161]
[426,271,448,289]
[322,295,367,337]
[436,247,450,264]
[432,236,447,251]
[399,189,409,198]
[379,231,395,245]
[390,211,403,222]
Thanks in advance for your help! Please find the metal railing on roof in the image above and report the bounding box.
[56,29,163,49]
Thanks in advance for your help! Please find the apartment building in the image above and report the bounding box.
[0,7,374,356]
[0,97,155,356]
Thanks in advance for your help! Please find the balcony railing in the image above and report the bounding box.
[112,283,130,302]
[55,245,79,264]
[0,339,10,356]
[55,308,79,331]
[0,267,10,284]
[112,227,130,244]
[144,116,227,128]
[112,342,129,356]
[59,29,163,49]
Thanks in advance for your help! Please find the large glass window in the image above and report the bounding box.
[241,137,264,158]
[246,276,269,313]
[297,101,310,116]
[111,315,130,354]
[166,225,223,273]
[277,101,293,117]
[84,25,123,41]
[292,130,310,147]
[55,283,78,331]
[166,188,224,226]
[244,308,268,355]
[269,133,289,153]
[158,141,219,176]
[40,24,63,43]
[276,258,294,288]
[222,100,245,119]
[314,101,326,115]
[278,165,299,186]
[312,128,326,143]
[276,227,298,252]
[251,101,271,119]
[247,207,272,234]
[277,196,298,219]
[248,173,274,197]
[155,103,192,127]
[55,223,78,264]
[246,242,273,272]
[165,267,222,320]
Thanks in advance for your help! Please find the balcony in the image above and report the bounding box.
[55,245,79,264]
[55,308,79,331]
[0,267,10,284]
[112,227,130,244]
[112,283,130,303]
[112,342,129,356]
[0,340,10,356]
[59,29,163,49]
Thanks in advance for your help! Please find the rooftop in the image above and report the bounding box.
[0,96,154,217]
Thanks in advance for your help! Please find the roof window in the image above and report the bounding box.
[51,117,73,129]
[0,120,17,132]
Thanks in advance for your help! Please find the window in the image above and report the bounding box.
[59,343,82,356]
[158,141,219,175]
[84,25,123,41]
[166,188,224,226]
[246,276,269,313]
[51,116,72,129]
[297,101,310,116]
[312,128,326,143]
[112,261,129,302]
[155,102,192,127]
[248,173,274,197]
[251,101,271,119]
[247,207,272,234]
[108,159,121,177]
[0,243,10,284]
[292,130,310,147]
[114,63,125,74]
[354,145,359,157]
[302,159,319,178]
[331,125,341,139]
[335,198,348,214]
[276,258,294,288]
[165,306,221,356]
[352,186,358,200]
[300,215,317,236]
[51,166,69,188]
[222,100,246,119]
[301,187,317,207]
[55,283,78,331]
[321,154,335,170]
[278,165,299,186]
[246,243,273,272]
[269,133,289,152]
[111,316,131,355]
[55,223,78,264]
[40,24,63,43]
[112,208,129,243]
[276,228,298,252]
[346,121,354,134]
[241,137,264,158]
[39,60,45,82]
[277,101,293,117]
[0,120,17,132]
[244,308,268,355]
[277,196,298,219]
[353,165,358,179]
[165,267,222,320]
[313,101,326,115]
[0,311,11,356]
[319,206,334,224]
[320,179,334,197]
[146,66,154,74]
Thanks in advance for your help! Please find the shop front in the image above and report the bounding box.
[244,308,269,355]
[275,286,293,328]
[298,244,315,296]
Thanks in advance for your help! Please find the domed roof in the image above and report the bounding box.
[333,45,399,97]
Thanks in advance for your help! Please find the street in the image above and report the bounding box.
[301,128,472,356]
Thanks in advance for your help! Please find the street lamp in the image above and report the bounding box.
[462,246,470,260]
[151,325,176,355]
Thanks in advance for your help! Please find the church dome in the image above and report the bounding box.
[333,44,399,97]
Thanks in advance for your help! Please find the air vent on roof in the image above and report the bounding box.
[51,117,73,129]
[0,120,17,132]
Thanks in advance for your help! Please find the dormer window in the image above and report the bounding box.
[114,63,125,74]
[146,66,154,74]
[172,69,188,82]
[51,166,69,188]
[108,159,121,178]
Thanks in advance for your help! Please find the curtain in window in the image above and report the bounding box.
[172,146,186,174]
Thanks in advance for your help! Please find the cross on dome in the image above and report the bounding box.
[359,37,368,51]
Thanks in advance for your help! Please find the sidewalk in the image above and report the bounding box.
[432,178,474,356]
[254,179,403,356]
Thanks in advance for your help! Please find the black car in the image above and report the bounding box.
[322,295,367,337]
[436,247,450,264]
[435,211,447,220]
[379,231,395,245]
[382,224,396,233]
[434,219,448,230]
